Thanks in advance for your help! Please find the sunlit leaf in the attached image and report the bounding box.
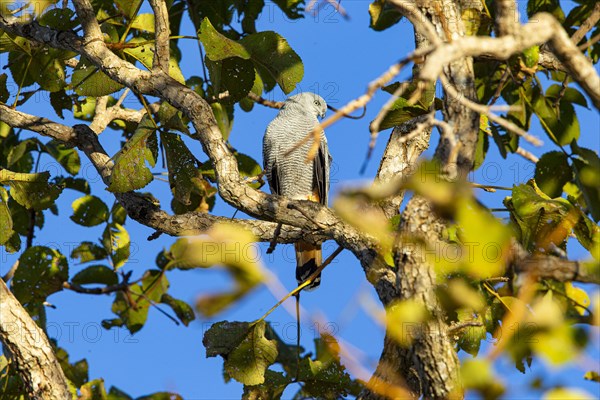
[204,320,277,386]
[160,294,195,326]
[0,169,62,210]
[102,222,130,269]
[107,115,155,192]
[12,246,68,305]
[369,0,402,31]
[0,187,13,245]
[161,132,202,206]
[71,195,110,227]
[543,388,594,400]
[71,57,124,96]
[44,139,80,175]
[71,241,109,264]
[386,299,429,346]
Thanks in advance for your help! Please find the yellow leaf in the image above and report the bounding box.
[564,282,590,316]
[386,299,429,346]
[543,388,594,400]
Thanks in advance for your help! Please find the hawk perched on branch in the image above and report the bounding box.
[263,92,331,290]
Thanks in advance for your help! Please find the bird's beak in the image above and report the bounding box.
[320,111,326,119]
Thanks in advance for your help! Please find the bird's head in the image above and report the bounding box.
[284,92,327,119]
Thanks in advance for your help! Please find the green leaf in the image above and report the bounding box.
[80,378,108,400]
[239,70,264,112]
[584,371,600,382]
[137,393,183,400]
[107,386,134,400]
[473,116,489,170]
[297,335,360,398]
[375,97,429,131]
[0,72,8,103]
[534,151,572,198]
[12,246,68,305]
[533,89,580,146]
[161,132,202,206]
[131,13,155,33]
[71,195,110,227]
[50,89,73,119]
[58,177,90,194]
[115,0,142,20]
[240,31,303,94]
[546,85,588,108]
[71,241,109,264]
[55,346,88,388]
[107,115,156,192]
[44,139,80,175]
[198,18,251,61]
[271,0,304,19]
[72,265,118,286]
[461,359,496,391]
[210,102,233,140]
[543,388,594,400]
[242,370,291,400]
[235,152,262,179]
[204,320,277,386]
[368,0,403,31]
[111,270,168,334]
[504,181,575,250]
[123,38,185,84]
[456,198,512,278]
[0,169,62,210]
[527,0,565,22]
[206,57,255,104]
[111,202,127,225]
[102,222,130,269]
[7,138,39,168]
[0,187,13,245]
[160,294,195,326]
[71,57,124,96]
[571,142,600,222]
[39,7,78,30]
[30,52,66,92]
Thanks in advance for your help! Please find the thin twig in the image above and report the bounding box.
[440,73,543,147]
[255,246,344,323]
[571,3,600,45]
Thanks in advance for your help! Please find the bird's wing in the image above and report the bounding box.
[263,125,281,195]
[313,136,330,206]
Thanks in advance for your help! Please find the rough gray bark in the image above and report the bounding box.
[0,279,71,399]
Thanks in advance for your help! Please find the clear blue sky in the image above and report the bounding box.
[1,1,599,398]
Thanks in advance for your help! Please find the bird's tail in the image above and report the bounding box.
[294,241,322,290]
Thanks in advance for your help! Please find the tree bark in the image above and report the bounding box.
[0,279,71,399]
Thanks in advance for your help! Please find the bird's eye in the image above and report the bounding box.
[314,100,320,106]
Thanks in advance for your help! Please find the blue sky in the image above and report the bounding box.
[1,1,599,398]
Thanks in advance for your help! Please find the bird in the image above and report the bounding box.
[263,92,331,290]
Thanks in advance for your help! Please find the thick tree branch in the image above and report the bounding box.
[512,242,600,284]
[148,0,171,73]
[0,104,329,244]
[494,0,520,37]
[0,279,70,398]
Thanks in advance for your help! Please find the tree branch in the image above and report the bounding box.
[148,0,171,73]
[0,279,70,398]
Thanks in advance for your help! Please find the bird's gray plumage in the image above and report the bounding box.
[263,92,331,290]
[263,92,331,204]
